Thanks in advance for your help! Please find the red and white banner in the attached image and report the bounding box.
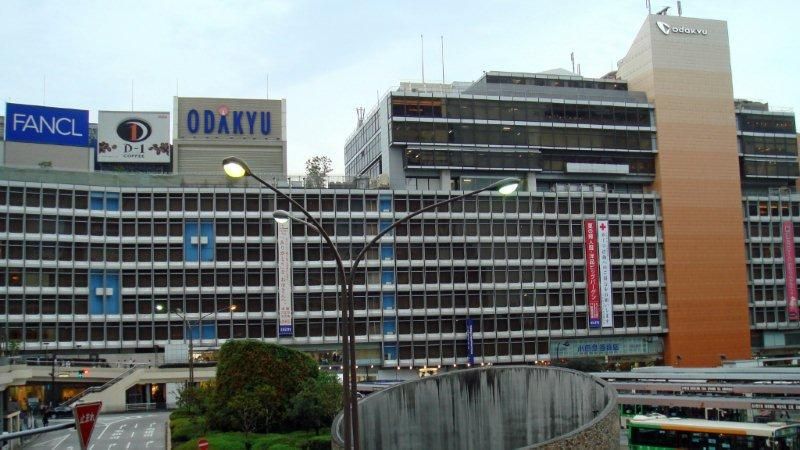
[584,220,601,328]
[73,401,102,450]
[782,221,799,321]
[597,220,613,328]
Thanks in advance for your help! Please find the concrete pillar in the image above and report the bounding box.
[439,170,451,190]
[145,384,151,404]
[526,172,537,192]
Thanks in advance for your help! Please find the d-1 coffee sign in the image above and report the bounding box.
[5,103,89,147]
[97,111,171,163]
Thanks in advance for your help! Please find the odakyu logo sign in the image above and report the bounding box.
[186,105,271,136]
[5,103,89,147]
[657,21,708,36]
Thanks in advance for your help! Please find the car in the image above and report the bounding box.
[52,406,73,418]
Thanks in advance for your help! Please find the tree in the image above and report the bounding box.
[304,156,333,188]
[289,372,343,434]
[210,340,319,432]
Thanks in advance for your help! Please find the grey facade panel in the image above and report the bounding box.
[3,142,91,172]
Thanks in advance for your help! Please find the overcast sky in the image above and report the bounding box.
[1,0,797,174]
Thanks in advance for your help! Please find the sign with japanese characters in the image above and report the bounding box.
[277,220,293,336]
[783,221,799,321]
[584,219,601,328]
[597,220,613,328]
[73,401,102,450]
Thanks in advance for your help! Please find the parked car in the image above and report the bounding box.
[52,405,73,418]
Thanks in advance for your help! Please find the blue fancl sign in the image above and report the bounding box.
[5,103,89,147]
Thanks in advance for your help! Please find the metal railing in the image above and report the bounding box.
[58,364,145,408]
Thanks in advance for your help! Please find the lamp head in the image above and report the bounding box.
[155,304,164,312]
[222,157,251,178]
[229,305,237,312]
[273,210,291,224]
[495,177,521,195]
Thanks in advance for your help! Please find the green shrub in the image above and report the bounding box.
[301,435,332,450]
[170,417,204,444]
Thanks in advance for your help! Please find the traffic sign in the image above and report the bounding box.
[198,437,210,449]
[73,401,102,450]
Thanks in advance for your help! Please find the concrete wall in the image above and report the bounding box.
[333,366,617,450]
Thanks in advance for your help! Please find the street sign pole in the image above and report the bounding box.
[73,401,103,450]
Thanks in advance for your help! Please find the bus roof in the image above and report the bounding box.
[629,416,796,437]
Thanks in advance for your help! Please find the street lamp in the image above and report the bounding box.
[156,304,236,389]
[223,156,520,450]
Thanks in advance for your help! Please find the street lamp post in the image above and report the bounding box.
[156,304,236,390]
[223,156,520,450]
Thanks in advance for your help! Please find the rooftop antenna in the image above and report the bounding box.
[131,79,134,111]
[656,6,669,15]
[646,0,652,14]
[440,35,445,86]
[356,107,365,127]
[42,75,46,105]
[677,1,682,16]
[176,78,179,97]
[266,74,270,98]
[570,52,575,74]
[420,34,426,89]
[577,64,581,76]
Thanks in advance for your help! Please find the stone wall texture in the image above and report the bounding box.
[332,366,618,450]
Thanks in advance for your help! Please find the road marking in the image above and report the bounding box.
[134,423,138,429]
[145,441,154,448]
[127,443,131,449]
[50,433,70,449]
[131,431,135,438]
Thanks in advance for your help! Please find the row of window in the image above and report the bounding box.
[484,74,627,91]
[390,96,648,126]
[0,185,659,215]
[738,113,796,133]
[742,160,800,178]
[740,135,798,156]
[344,111,380,162]
[391,122,654,150]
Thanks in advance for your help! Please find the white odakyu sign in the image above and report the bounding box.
[97,111,171,163]
[656,21,708,36]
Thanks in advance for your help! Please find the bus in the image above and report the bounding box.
[628,415,800,449]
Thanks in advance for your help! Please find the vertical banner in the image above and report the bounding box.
[782,220,799,321]
[597,220,613,328]
[277,220,293,335]
[584,220,601,328]
[466,318,475,365]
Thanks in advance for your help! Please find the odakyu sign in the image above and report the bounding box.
[5,103,89,147]
[175,98,283,140]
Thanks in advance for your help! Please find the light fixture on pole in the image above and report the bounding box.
[224,157,520,450]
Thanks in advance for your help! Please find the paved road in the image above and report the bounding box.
[26,411,168,450]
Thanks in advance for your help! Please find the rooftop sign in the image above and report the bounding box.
[657,21,708,36]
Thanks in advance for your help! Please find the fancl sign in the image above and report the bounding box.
[657,21,708,36]
[186,105,271,136]
[5,103,89,147]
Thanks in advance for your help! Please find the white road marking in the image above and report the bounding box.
[126,443,131,449]
[50,434,70,449]
[145,441,154,448]
[134,423,138,429]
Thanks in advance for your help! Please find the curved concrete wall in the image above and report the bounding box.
[333,366,618,450]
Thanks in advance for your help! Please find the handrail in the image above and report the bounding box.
[58,364,145,408]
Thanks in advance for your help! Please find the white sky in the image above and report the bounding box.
[1,0,797,174]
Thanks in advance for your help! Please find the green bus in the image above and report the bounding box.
[628,415,800,449]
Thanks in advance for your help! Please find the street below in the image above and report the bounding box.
[25,411,168,450]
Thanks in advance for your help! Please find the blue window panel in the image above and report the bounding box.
[382,319,396,335]
[185,222,215,262]
[381,270,394,285]
[200,222,215,262]
[88,272,105,314]
[383,344,398,361]
[380,244,394,260]
[379,195,392,212]
[89,192,104,211]
[184,222,199,262]
[382,294,395,310]
[379,220,393,233]
[187,323,216,340]
[105,192,120,211]
[103,272,120,314]
[88,271,120,315]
